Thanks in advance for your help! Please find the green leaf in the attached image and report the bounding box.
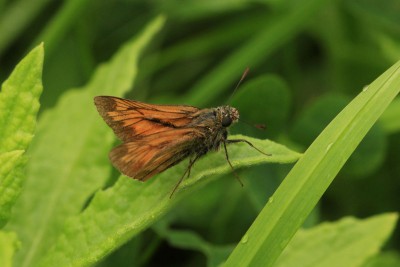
[0,0,50,56]
[362,251,400,267]
[0,43,43,153]
[290,94,350,146]
[155,0,251,19]
[224,60,400,266]
[180,136,301,192]
[0,231,20,267]
[291,94,387,177]
[0,151,24,228]
[5,16,165,267]
[275,213,398,267]
[380,97,400,134]
[0,44,44,228]
[181,0,325,106]
[32,0,92,57]
[154,222,234,267]
[37,136,300,267]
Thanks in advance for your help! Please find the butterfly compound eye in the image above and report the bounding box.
[221,116,232,127]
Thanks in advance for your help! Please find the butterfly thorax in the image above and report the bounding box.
[187,105,239,155]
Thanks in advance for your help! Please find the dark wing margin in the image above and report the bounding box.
[94,96,200,142]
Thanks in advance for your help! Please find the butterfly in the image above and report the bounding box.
[94,96,269,197]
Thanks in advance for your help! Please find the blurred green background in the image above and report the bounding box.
[1,0,399,266]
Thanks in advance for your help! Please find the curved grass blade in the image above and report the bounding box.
[225,61,400,266]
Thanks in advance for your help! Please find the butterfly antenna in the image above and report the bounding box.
[239,118,266,131]
[227,67,250,104]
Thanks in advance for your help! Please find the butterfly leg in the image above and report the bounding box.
[169,156,199,198]
[223,141,244,187]
[226,139,271,156]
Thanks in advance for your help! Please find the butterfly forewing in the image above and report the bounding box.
[94,96,205,181]
[94,96,200,142]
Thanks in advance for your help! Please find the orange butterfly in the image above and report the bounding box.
[94,96,269,197]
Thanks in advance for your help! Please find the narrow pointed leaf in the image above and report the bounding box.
[225,60,400,266]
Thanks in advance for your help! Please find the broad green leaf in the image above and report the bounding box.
[6,16,165,267]
[0,231,20,267]
[275,213,398,267]
[0,151,24,228]
[179,136,301,192]
[225,60,400,266]
[38,136,300,267]
[362,251,400,267]
[0,44,44,227]
[0,44,43,153]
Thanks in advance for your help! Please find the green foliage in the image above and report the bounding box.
[153,221,235,267]
[225,59,400,267]
[0,44,43,228]
[275,213,398,267]
[290,94,387,177]
[1,1,400,267]
[0,151,24,228]
[381,97,400,133]
[363,251,400,267]
[230,75,291,138]
[36,136,299,267]
[5,17,165,267]
[0,231,19,267]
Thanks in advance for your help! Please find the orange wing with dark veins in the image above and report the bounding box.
[94,96,205,181]
[109,128,201,180]
[94,96,200,142]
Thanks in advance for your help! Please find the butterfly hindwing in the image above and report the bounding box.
[109,128,201,180]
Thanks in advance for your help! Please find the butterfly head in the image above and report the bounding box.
[218,106,239,128]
